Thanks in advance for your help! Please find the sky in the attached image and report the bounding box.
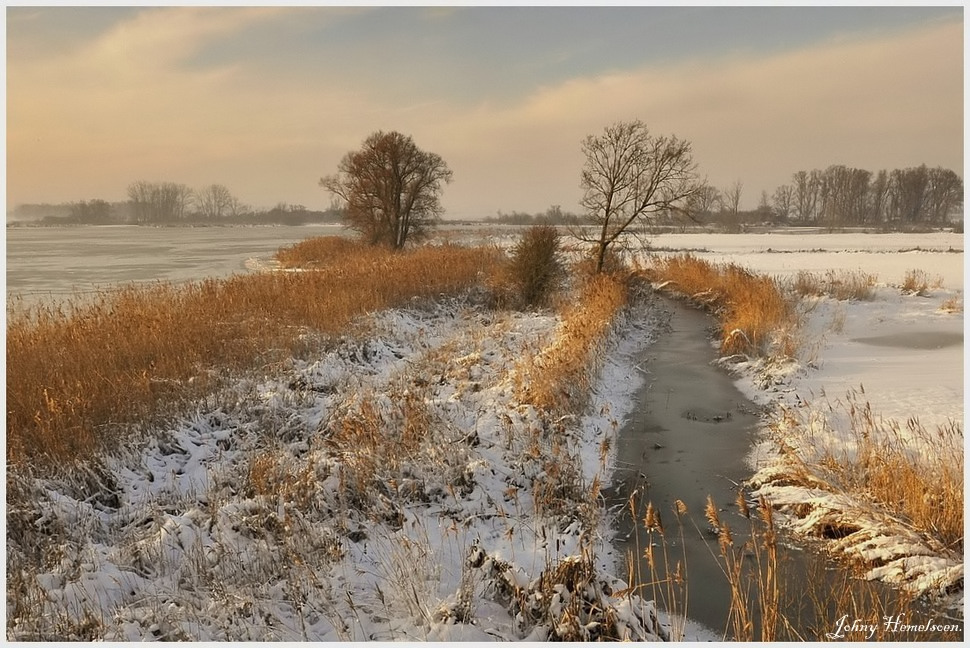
[5,5,964,218]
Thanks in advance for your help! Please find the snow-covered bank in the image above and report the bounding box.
[7,293,673,641]
[738,282,964,608]
[658,233,965,611]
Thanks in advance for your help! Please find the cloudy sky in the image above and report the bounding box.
[6,5,963,217]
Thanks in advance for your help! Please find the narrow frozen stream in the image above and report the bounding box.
[607,297,959,640]
[608,298,761,637]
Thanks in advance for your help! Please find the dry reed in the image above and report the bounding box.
[790,269,877,301]
[7,238,499,467]
[516,273,628,414]
[816,394,963,552]
[900,269,943,296]
[645,254,796,358]
[706,489,962,641]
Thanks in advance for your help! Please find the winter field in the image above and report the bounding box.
[5,227,964,641]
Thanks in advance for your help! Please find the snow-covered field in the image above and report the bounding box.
[6,229,963,640]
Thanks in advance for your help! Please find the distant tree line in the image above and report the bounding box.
[773,164,962,228]
[484,205,585,226]
[9,181,344,226]
[695,164,963,230]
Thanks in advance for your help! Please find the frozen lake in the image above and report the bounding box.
[6,224,347,306]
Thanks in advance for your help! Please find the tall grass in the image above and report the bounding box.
[645,254,796,358]
[704,490,962,641]
[516,273,629,414]
[7,238,500,467]
[790,269,877,301]
[773,392,963,554]
[274,235,366,269]
[900,268,943,296]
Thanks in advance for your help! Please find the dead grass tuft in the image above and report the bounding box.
[900,269,943,296]
[938,297,963,313]
[476,542,668,641]
[790,269,877,301]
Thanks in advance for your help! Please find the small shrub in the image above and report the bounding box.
[506,225,565,308]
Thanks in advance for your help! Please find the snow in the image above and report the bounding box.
[7,293,674,641]
[639,231,964,610]
[7,229,963,640]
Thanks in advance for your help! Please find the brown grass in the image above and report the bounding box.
[900,269,943,296]
[7,238,500,468]
[645,254,796,358]
[791,269,877,301]
[817,395,963,552]
[708,489,962,641]
[939,297,963,313]
[274,235,366,269]
[516,273,629,414]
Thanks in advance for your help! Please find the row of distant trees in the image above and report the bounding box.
[124,181,342,225]
[484,205,585,226]
[11,181,343,226]
[696,164,962,229]
[769,164,962,227]
[483,165,963,232]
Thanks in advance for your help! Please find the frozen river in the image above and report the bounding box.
[6,224,347,306]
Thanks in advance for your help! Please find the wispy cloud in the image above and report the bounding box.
[423,18,963,213]
[6,8,962,215]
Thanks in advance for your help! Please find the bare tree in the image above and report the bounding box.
[320,130,452,249]
[687,183,722,219]
[888,165,930,225]
[867,169,890,225]
[820,165,871,227]
[771,184,795,222]
[70,199,112,223]
[126,181,193,223]
[127,180,155,223]
[723,180,743,216]
[926,166,963,224]
[577,120,702,272]
[196,184,241,220]
[791,170,823,223]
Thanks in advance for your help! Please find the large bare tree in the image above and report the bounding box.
[320,131,452,249]
[577,120,702,272]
